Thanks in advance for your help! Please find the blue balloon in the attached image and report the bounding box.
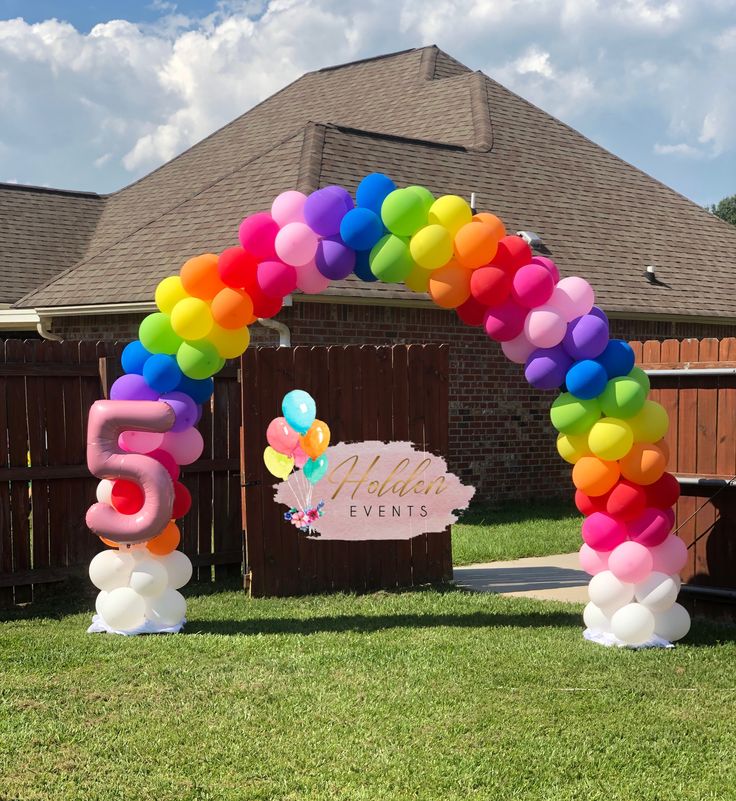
[304,455,328,484]
[340,207,384,251]
[353,250,378,282]
[597,340,635,380]
[175,374,214,404]
[565,359,608,400]
[121,340,151,375]
[143,353,183,394]
[356,172,396,215]
[282,389,316,434]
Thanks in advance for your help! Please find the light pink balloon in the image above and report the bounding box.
[271,190,307,227]
[551,276,594,322]
[295,260,331,294]
[267,417,300,455]
[292,444,309,468]
[161,427,204,465]
[650,535,688,575]
[119,430,165,454]
[501,331,535,364]
[524,305,567,348]
[608,541,653,584]
[579,543,610,575]
[275,222,319,267]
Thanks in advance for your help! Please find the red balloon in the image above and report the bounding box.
[148,448,180,481]
[456,296,487,327]
[218,247,258,289]
[470,266,511,307]
[646,472,681,509]
[110,479,144,515]
[605,479,647,522]
[251,289,283,319]
[575,488,607,517]
[172,481,192,518]
[491,235,532,273]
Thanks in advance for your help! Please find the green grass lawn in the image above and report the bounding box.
[452,501,581,565]
[2,582,736,801]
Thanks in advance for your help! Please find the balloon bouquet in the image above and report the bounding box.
[264,390,330,536]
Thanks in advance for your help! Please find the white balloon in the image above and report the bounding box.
[128,545,150,562]
[672,573,682,591]
[611,602,655,645]
[89,550,134,591]
[159,550,193,590]
[100,587,146,632]
[146,588,187,627]
[129,558,168,598]
[654,603,691,642]
[588,570,634,612]
[95,590,109,617]
[96,479,113,505]
[635,572,680,612]
[583,602,611,633]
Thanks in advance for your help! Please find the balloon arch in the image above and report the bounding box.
[85,173,690,645]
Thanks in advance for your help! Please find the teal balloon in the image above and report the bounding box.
[282,389,316,434]
[304,455,328,484]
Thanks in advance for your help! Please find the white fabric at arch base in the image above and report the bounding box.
[87,613,185,636]
[583,628,673,649]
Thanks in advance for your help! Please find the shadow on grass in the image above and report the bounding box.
[455,500,576,527]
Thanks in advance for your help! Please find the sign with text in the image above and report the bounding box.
[273,441,475,541]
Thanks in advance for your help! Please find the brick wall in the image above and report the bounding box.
[46,303,736,502]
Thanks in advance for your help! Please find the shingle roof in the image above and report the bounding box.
[12,45,736,321]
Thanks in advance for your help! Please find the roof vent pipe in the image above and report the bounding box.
[257,317,291,347]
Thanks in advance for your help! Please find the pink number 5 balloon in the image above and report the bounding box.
[86,399,176,545]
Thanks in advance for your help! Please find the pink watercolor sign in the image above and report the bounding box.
[273,441,475,541]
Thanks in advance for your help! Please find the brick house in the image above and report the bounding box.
[2,45,736,501]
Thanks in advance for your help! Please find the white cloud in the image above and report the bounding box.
[654,142,705,158]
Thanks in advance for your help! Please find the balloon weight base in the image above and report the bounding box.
[583,627,673,649]
[87,613,185,636]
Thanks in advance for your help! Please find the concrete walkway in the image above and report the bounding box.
[453,552,589,603]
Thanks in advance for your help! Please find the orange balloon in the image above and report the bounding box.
[428,261,471,308]
[655,438,670,463]
[211,287,255,329]
[619,442,667,485]
[99,535,119,549]
[146,521,181,555]
[300,420,331,459]
[572,456,620,497]
[180,254,226,300]
[454,221,501,269]
[472,212,506,241]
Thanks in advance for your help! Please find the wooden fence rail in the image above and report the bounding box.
[0,339,243,606]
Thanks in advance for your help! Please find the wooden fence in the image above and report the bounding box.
[0,339,242,606]
[632,338,736,592]
[241,344,452,597]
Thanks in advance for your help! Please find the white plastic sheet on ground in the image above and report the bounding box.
[87,613,185,636]
[583,627,673,649]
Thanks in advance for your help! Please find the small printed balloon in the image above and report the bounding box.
[263,446,295,480]
[300,420,331,459]
[282,390,316,434]
[267,417,300,455]
[304,454,329,484]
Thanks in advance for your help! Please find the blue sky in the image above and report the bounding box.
[0,0,733,206]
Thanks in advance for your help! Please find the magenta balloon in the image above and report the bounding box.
[266,416,300,455]
[292,443,308,468]
[483,299,527,342]
[238,212,278,260]
[304,187,353,237]
[257,260,297,298]
[524,345,572,390]
[315,236,356,280]
[161,427,205,465]
[581,512,628,551]
[159,391,199,433]
[530,255,560,283]
[628,507,672,547]
[512,264,555,309]
[111,374,158,402]
[562,313,610,360]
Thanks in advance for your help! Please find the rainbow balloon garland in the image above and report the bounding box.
[85,172,690,644]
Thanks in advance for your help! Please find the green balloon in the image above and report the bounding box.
[628,366,651,395]
[369,234,414,283]
[600,376,646,418]
[550,392,602,435]
[380,188,427,237]
[177,340,221,380]
[406,185,435,214]
[139,312,182,356]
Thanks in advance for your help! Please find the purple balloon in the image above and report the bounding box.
[315,236,356,280]
[159,391,199,432]
[304,187,352,237]
[110,374,159,402]
[562,314,610,360]
[589,306,609,326]
[524,345,573,390]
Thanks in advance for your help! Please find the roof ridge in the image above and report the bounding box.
[468,72,493,153]
[0,182,101,199]
[314,47,423,74]
[321,123,468,152]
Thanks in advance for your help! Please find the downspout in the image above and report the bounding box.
[36,315,63,342]
[257,317,291,347]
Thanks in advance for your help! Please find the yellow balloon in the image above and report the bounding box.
[409,224,453,270]
[170,297,213,340]
[263,446,294,480]
[588,417,634,461]
[427,195,473,236]
[155,276,189,314]
[404,263,432,293]
[556,432,590,464]
[628,400,669,443]
[208,323,250,359]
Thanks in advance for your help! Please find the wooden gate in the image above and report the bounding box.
[240,344,451,596]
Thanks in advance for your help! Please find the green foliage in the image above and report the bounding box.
[711,194,736,226]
